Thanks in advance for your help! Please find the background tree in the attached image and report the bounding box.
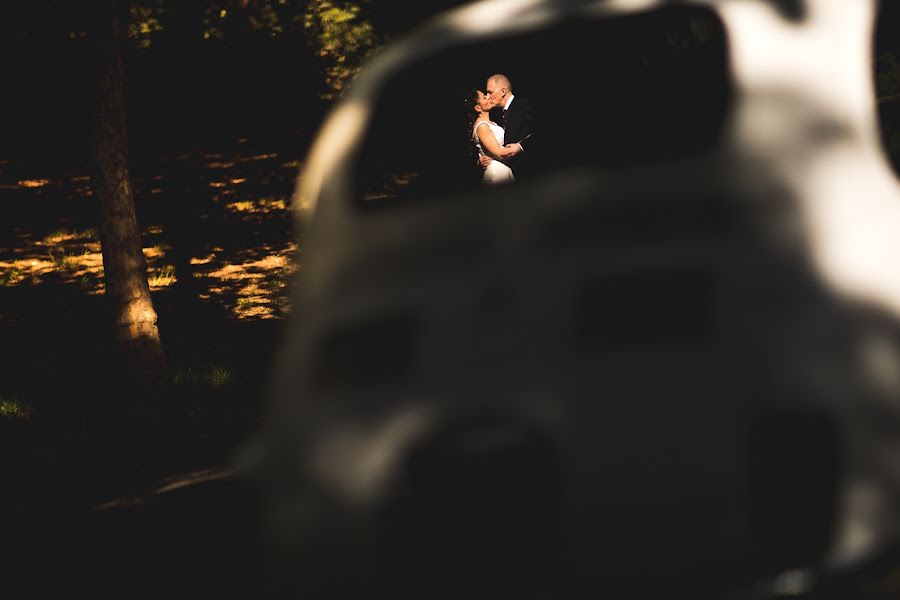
[302,0,380,99]
[90,0,168,385]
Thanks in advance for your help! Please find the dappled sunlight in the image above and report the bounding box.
[0,226,298,317]
[226,197,287,215]
[42,228,97,246]
[205,160,237,169]
[239,153,279,163]
[190,250,220,266]
[0,172,94,198]
[0,232,180,294]
[0,228,104,291]
[18,179,50,188]
[1,179,90,200]
[209,177,248,189]
[148,264,177,290]
[57,174,93,198]
[1,140,301,319]
[193,242,298,319]
[0,252,298,318]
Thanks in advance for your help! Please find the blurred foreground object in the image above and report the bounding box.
[241,0,900,597]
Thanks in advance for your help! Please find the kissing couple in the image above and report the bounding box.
[472,73,537,184]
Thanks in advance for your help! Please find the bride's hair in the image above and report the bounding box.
[468,88,494,121]
[466,88,484,125]
[465,88,484,162]
[468,88,481,110]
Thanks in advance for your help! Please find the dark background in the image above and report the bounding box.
[0,1,898,597]
[0,0,897,173]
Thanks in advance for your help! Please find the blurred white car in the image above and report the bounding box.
[244,1,900,597]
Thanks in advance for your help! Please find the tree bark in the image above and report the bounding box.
[91,0,168,385]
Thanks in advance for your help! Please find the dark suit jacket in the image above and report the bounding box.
[495,95,538,179]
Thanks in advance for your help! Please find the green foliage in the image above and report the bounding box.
[203,0,304,42]
[0,265,23,286]
[202,1,227,41]
[302,0,380,99]
[149,264,176,287]
[17,0,383,101]
[258,1,285,36]
[0,394,33,421]
[48,249,77,272]
[129,0,166,50]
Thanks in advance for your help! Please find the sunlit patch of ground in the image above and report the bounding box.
[225,197,287,217]
[239,153,279,163]
[0,224,298,318]
[0,232,180,295]
[0,228,105,291]
[0,173,94,197]
[17,179,51,188]
[209,177,247,188]
[194,243,298,319]
[1,144,302,319]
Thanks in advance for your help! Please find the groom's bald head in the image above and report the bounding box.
[488,74,512,92]
[486,74,512,107]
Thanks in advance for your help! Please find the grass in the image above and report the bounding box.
[42,229,67,245]
[0,137,298,597]
[0,135,292,505]
[149,264,176,288]
[41,227,99,246]
[48,250,78,272]
[0,265,23,286]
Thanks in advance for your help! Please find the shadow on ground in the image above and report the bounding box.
[0,136,302,596]
[0,284,279,595]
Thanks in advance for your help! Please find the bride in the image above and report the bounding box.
[472,90,517,184]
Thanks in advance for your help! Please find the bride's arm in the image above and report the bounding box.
[475,123,517,160]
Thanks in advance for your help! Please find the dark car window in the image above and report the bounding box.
[353,5,730,210]
[876,1,900,179]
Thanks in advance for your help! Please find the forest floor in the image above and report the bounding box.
[4,133,900,599]
[0,135,302,596]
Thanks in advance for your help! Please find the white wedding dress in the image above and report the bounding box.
[473,120,515,184]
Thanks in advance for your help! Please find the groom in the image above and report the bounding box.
[480,73,538,179]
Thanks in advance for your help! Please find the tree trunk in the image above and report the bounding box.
[91,0,168,385]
